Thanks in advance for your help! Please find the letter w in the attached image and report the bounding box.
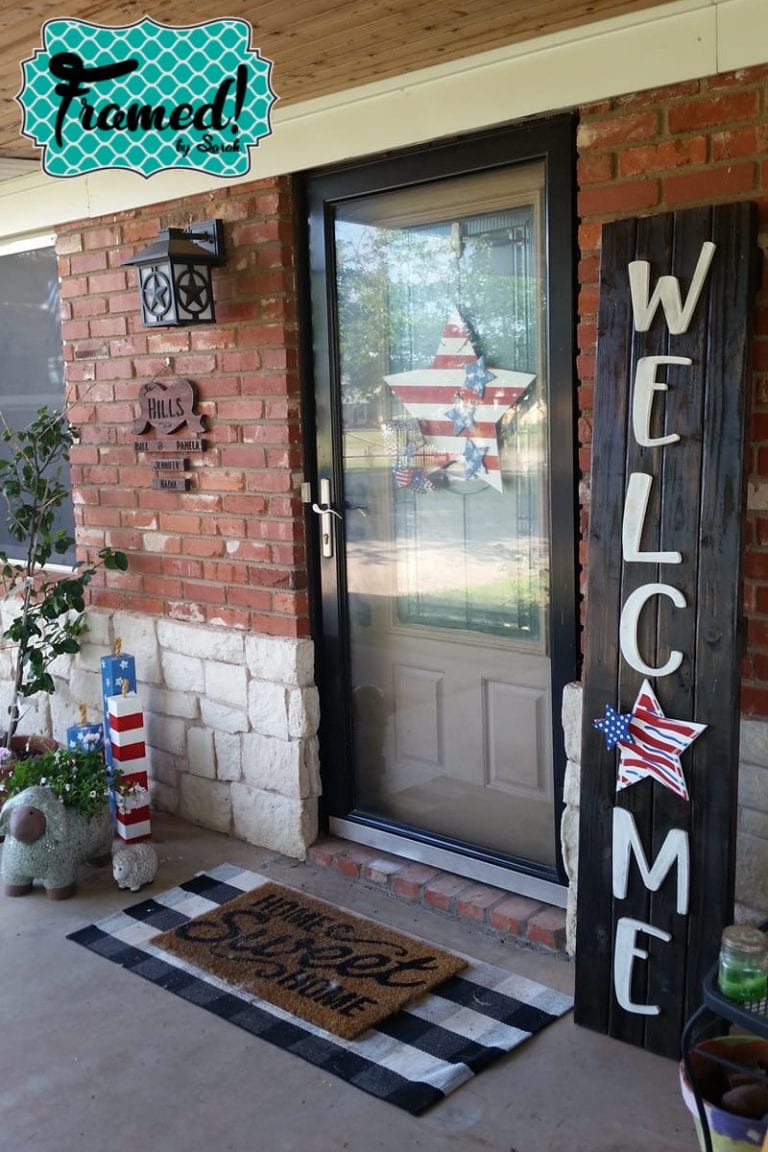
[628,241,716,335]
[612,807,689,915]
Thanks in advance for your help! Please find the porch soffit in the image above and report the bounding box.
[0,0,676,161]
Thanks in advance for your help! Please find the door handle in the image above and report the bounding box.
[311,478,340,558]
[311,502,342,520]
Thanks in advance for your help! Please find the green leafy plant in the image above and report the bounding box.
[0,406,127,746]
[0,744,120,818]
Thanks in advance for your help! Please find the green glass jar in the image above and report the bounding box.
[718,925,768,1003]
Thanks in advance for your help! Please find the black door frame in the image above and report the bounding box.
[299,113,579,887]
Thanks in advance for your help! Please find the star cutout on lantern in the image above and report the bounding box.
[616,679,707,802]
[463,439,487,479]
[445,400,476,435]
[593,704,634,751]
[175,266,210,314]
[463,357,495,398]
[142,269,172,317]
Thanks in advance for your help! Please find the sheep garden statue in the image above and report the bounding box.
[0,785,114,899]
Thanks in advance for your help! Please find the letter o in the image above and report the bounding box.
[619,583,686,677]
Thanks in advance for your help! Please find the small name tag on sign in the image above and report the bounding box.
[152,476,190,491]
[152,458,187,472]
[135,439,204,452]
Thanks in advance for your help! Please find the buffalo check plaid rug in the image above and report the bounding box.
[67,864,573,1115]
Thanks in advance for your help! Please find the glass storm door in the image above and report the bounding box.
[308,121,577,897]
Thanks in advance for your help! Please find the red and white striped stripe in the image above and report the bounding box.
[108,694,152,841]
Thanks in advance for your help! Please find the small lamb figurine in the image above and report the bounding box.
[112,843,158,892]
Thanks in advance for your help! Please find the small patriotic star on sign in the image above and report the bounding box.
[593,680,707,802]
[593,704,633,750]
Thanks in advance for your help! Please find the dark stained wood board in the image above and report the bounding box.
[574,203,759,1058]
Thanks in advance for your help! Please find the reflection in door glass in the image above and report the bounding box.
[335,163,556,866]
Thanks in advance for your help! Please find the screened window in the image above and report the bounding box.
[0,239,74,564]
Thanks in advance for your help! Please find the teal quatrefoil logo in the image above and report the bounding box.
[17,18,277,178]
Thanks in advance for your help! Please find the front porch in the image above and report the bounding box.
[2,811,692,1152]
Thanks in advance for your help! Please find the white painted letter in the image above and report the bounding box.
[612,807,689,915]
[614,917,672,1015]
[632,355,691,447]
[619,583,686,677]
[622,473,682,564]
[628,241,716,334]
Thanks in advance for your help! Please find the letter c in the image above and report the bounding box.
[619,583,686,677]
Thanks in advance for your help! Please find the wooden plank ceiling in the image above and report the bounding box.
[0,0,673,160]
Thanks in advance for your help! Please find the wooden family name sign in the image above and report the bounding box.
[574,204,759,1058]
[132,375,206,492]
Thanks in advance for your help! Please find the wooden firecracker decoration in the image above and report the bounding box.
[66,702,105,753]
[101,638,137,769]
[108,681,151,842]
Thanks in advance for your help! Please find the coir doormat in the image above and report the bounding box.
[150,879,467,1039]
[67,864,573,1115]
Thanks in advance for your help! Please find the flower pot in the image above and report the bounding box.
[9,735,58,759]
[0,786,114,898]
[0,738,58,840]
[680,1035,768,1152]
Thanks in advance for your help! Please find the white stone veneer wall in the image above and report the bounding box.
[560,682,768,955]
[0,607,321,859]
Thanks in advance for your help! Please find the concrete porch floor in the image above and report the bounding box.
[2,813,696,1152]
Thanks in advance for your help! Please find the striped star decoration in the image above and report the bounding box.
[383,313,535,492]
[593,679,707,802]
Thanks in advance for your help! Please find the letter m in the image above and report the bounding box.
[612,807,689,916]
[628,241,716,335]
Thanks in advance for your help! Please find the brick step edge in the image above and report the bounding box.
[308,836,567,955]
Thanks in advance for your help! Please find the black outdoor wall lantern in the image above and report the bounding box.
[123,219,225,327]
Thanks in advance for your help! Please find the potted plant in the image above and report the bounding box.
[0,405,127,748]
[0,744,117,817]
[0,746,121,898]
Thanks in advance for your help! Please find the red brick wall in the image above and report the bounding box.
[55,176,309,639]
[56,70,768,706]
[577,65,768,716]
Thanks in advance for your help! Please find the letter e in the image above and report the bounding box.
[632,356,691,448]
[614,917,672,1015]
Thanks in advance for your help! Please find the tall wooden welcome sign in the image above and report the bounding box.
[575,203,759,1058]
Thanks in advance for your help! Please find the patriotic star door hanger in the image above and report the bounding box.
[575,204,759,1058]
[383,313,534,493]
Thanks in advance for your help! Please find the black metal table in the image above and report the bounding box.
[681,965,768,1152]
